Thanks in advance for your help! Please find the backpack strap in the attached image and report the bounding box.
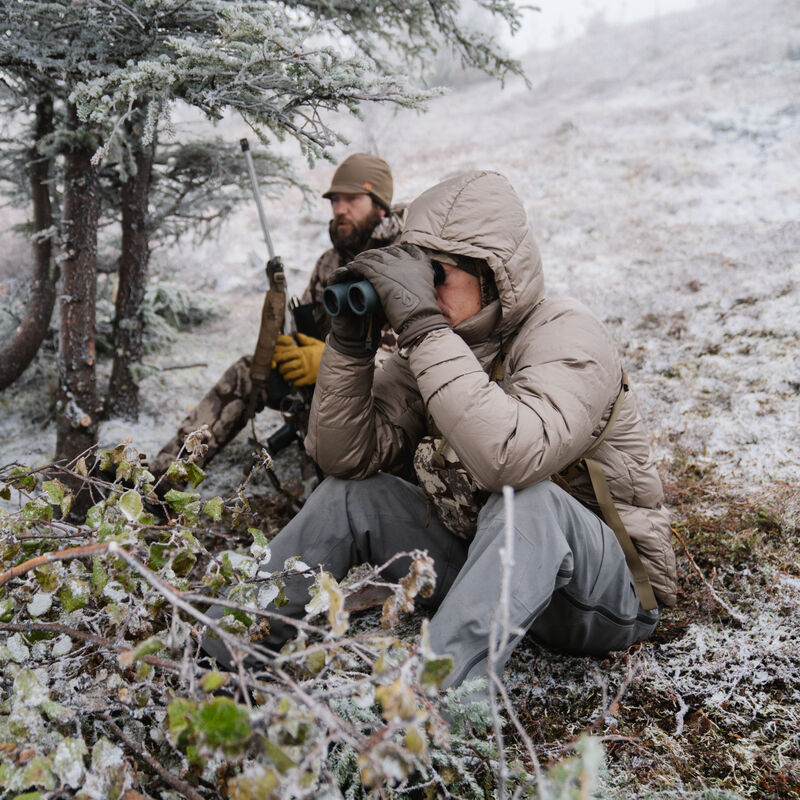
[559,371,658,611]
[582,455,658,610]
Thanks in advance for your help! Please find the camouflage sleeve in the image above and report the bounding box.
[300,248,340,306]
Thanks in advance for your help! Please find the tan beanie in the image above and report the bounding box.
[322,153,393,211]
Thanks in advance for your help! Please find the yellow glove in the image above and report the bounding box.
[272,333,324,386]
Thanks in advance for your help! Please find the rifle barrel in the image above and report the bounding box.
[240,138,276,262]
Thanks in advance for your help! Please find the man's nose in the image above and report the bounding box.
[332,199,349,216]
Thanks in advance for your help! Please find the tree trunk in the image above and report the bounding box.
[106,112,156,420]
[0,97,57,390]
[55,112,100,466]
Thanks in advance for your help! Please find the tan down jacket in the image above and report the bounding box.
[306,171,677,606]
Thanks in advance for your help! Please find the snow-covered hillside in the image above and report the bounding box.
[1,0,798,498]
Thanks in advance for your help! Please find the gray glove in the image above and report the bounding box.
[328,244,447,348]
[327,309,378,359]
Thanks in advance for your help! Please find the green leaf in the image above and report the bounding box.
[165,460,187,484]
[115,459,134,482]
[171,549,196,577]
[164,489,198,511]
[249,527,270,560]
[0,598,15,622]
[41,479,66,504]
[22,498,52,522]
[33,564,62,593]
[184,461,206,488]
[203,496,224,521]
[0,485,10,500]
[263,738,296,773]
[91,558,108,594]
[119,635,163,667]
[192,697,252,754]
[9,467,36,491]
[199,671,228,692]
[118,490,143,522]
[59,579,90,613]
[148,543,169,571]
[419,656,454,692]
[85,503,105,528]
[167,697,197,744]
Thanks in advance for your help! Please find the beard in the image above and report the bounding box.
[330,206,384,258]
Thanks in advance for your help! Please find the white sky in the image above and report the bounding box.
[506,0,706,53]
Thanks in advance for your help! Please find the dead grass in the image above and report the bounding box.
[501,447,800,798]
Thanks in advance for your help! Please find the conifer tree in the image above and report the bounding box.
[0,0,524,467]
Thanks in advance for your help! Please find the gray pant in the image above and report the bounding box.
[206,474,659,686]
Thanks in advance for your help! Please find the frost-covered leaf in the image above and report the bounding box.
[20,756,56,791]
[227,763,280,799]
[0,597,16,622]
[22,498,53,522]
[78,737,132,800]
[249,527,270,562]
[52,736,88,789]
[305,571,349,636]
[257,582,281,608]
[26,592,53,618]
[165,460,187,484]
[7,632,30,663]
[59,579,90,613]
[118,490,143,521]
[204,496,223,521]
[91,558,108,594]
[52,635,73,657]
[41,479,66,504]
[14,669,49,707]
[8,467,36,491]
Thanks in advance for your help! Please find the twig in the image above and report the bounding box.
[159,362,209,372]
[671,526,747,623]
[102,715,206,800]
[487,487,544,793]
[0,541,109,587]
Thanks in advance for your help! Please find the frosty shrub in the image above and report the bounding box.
[0,443,605,799]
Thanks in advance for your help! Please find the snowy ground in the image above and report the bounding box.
[2,0,797,501]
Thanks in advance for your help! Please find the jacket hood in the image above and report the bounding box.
[400,171,544,335]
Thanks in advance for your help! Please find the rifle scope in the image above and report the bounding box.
[322,280,379,317]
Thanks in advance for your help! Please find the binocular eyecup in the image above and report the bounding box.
[322,280,379,318]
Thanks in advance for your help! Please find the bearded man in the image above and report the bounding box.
[150,154,403,479]
[204,169,677,694]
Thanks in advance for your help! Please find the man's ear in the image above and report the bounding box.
[375,201,387,218]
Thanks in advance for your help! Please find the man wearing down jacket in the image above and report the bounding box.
[210,170,677,689]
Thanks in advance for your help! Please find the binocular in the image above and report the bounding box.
[322,260,445,318]
[322,279,379,318]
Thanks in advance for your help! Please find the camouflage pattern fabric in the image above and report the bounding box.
[413,435,489,541]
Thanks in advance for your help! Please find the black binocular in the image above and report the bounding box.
[322,280,379,318]
[322,260,445,318]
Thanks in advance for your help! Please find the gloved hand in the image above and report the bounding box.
[327,310,376,359]
[272,333,324,386]
[328,244,447,348]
